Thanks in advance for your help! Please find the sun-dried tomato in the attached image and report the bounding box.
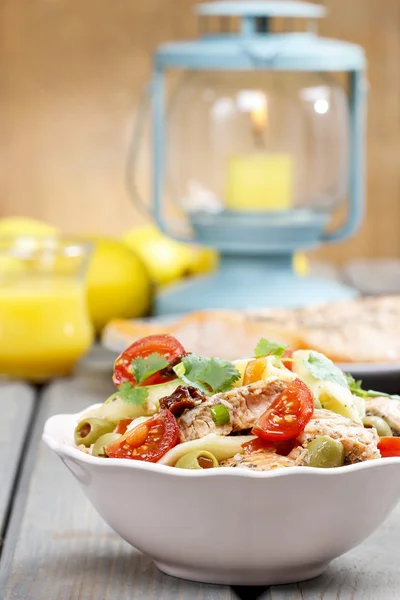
[159,385,206,417]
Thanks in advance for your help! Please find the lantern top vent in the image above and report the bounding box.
[196,1,326,20]
[155,1,366,72]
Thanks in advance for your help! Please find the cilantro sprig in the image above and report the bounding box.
[175,355,240,394]
[254,338,288,359]
[131,353,169,386]
[304,351,348,388]
[117,382,149,406]
[346,373,400,401]
[115,352,169,407]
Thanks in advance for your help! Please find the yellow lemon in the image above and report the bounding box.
[121,225,218,287]
[85,238,152,334]
[0,217,58,237]
[185,245,219,277]
[0,255,27,276]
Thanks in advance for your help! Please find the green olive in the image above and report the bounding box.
[175,450,219,470]
[74,418,115,447]
[305,436,345,468]
[92,433,121,457]
[363,416,392,437]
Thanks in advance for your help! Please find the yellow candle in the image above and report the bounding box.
[226,153,293,211]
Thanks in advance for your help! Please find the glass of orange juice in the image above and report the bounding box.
[0,236,94,381]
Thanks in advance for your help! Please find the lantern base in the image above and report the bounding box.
[154,254,358,315]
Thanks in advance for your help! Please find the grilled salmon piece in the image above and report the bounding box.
[103,310,300,361]
[177,379,287,443]
[220,450,298,471]
[220,409,380,471]
[296,408,380,463]
[365,397,400,435]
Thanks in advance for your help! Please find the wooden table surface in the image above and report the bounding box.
[1,357,400,600]
[0,383,36,534]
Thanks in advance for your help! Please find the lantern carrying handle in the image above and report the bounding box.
[321,70,367,244]
[125,82,154,219]
[126,77,194,242]
[150,67,196,243]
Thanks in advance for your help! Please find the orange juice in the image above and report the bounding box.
[0,277,94,381]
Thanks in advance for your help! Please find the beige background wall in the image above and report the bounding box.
[0,0,399,263]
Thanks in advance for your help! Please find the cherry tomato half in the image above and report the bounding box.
[378,437,400,458]
[243,358,266,386]
[113,334,186,387]
[106,409,178,461]
[115,419,133,435]
[282,349,293,371]
[242,437,294,456]
[252,379,314,442]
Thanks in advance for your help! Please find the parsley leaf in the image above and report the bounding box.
[254,338,288,359]
[180,355,240,394]
[131,353,169,386]
[305,351,348,388]
[117,382,149,406]
[346,373,400,401]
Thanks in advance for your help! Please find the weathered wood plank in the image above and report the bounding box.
[0,372,233,600]
[0,382,35,536]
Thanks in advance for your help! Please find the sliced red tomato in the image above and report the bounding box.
[115,419,133,435]
[378,437,400,458]
[113,334,186,387]
[242,437,294,456]
[105,409,178,461]
[243,358,266,386]
[282,349,293,371]
[252,379,314,442]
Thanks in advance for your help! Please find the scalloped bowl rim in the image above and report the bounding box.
[42,403,400,479]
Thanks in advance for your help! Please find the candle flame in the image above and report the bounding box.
[250,99,268,135]
[236,90,268,135]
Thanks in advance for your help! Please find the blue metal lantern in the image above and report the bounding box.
[129,0,367,315]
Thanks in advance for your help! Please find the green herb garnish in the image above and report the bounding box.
[345,373,366,396]
[117,382,149,406]
[210,404,230,426]
[254,338,288,359]
[131,352,169,386]
[177,355,240,394]
[173,361,185,379]
[346,373,400,401]
[305,351,348,388]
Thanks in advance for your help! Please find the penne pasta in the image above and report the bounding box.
[158,433,257,466]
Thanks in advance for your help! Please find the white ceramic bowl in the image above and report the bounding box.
[43,405,400,586]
